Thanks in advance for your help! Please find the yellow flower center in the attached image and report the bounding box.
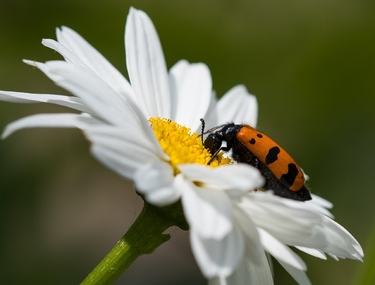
[149,117,231,174]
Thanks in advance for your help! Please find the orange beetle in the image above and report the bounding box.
[204,123,311,201]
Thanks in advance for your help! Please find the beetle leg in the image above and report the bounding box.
[207,141,228,165]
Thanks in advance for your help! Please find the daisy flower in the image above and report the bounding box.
[0,7,363,285]
[204,192,363,284]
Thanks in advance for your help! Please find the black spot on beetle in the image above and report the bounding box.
[249,138,256,144]
[257,133,263,138]
[265,146,280,165]
[279,163,298,189]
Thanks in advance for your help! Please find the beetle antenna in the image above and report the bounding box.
[199,118,205,144]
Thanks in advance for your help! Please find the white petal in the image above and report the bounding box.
[259,228,306,270]
[169,60,212,132]
[241,192,327,248]
[90,144,154,181]
[217,85,258,127]
[2,113,91,138]
[321,216,364,260]
[125,7,171,118]
[302,194,334,220]
[1,112,166,182]
[234,206,264,265]
[328,253,340,261]
[179,176,233,240]
[203,91,220,130]
[179,163,264,192]
[276,259,311,285]
[0,90,91,113]
[190,223,244,279]
[168,60,188,119]
[226,248,273,285]
[87,120,164,158]
[143,184,181,206]
[134,161,180,206]
[25,60,141,128]
[86,125,165,180]
[295,246,327,260]
[305,198,334,219]
[309,194,333,209]
[91,138,155,179]
[45,27,134,100]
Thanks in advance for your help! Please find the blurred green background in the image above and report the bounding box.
[0,0,374,284]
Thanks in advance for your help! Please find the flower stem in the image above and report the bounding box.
[80,201,185,285]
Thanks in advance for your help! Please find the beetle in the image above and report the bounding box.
[203,122,312,201]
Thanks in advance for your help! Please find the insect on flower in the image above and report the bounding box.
[201,120,312,201]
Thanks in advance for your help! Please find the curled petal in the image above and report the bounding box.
[134,161,180,206]
[179,163,264,192]
[179,176,233,240]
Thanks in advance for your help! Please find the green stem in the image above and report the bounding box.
[80,201,181,285]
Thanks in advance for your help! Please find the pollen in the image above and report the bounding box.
[149,117,231,174]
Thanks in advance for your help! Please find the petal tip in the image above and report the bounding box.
[2,125,13,139]
[23,59,37,66]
